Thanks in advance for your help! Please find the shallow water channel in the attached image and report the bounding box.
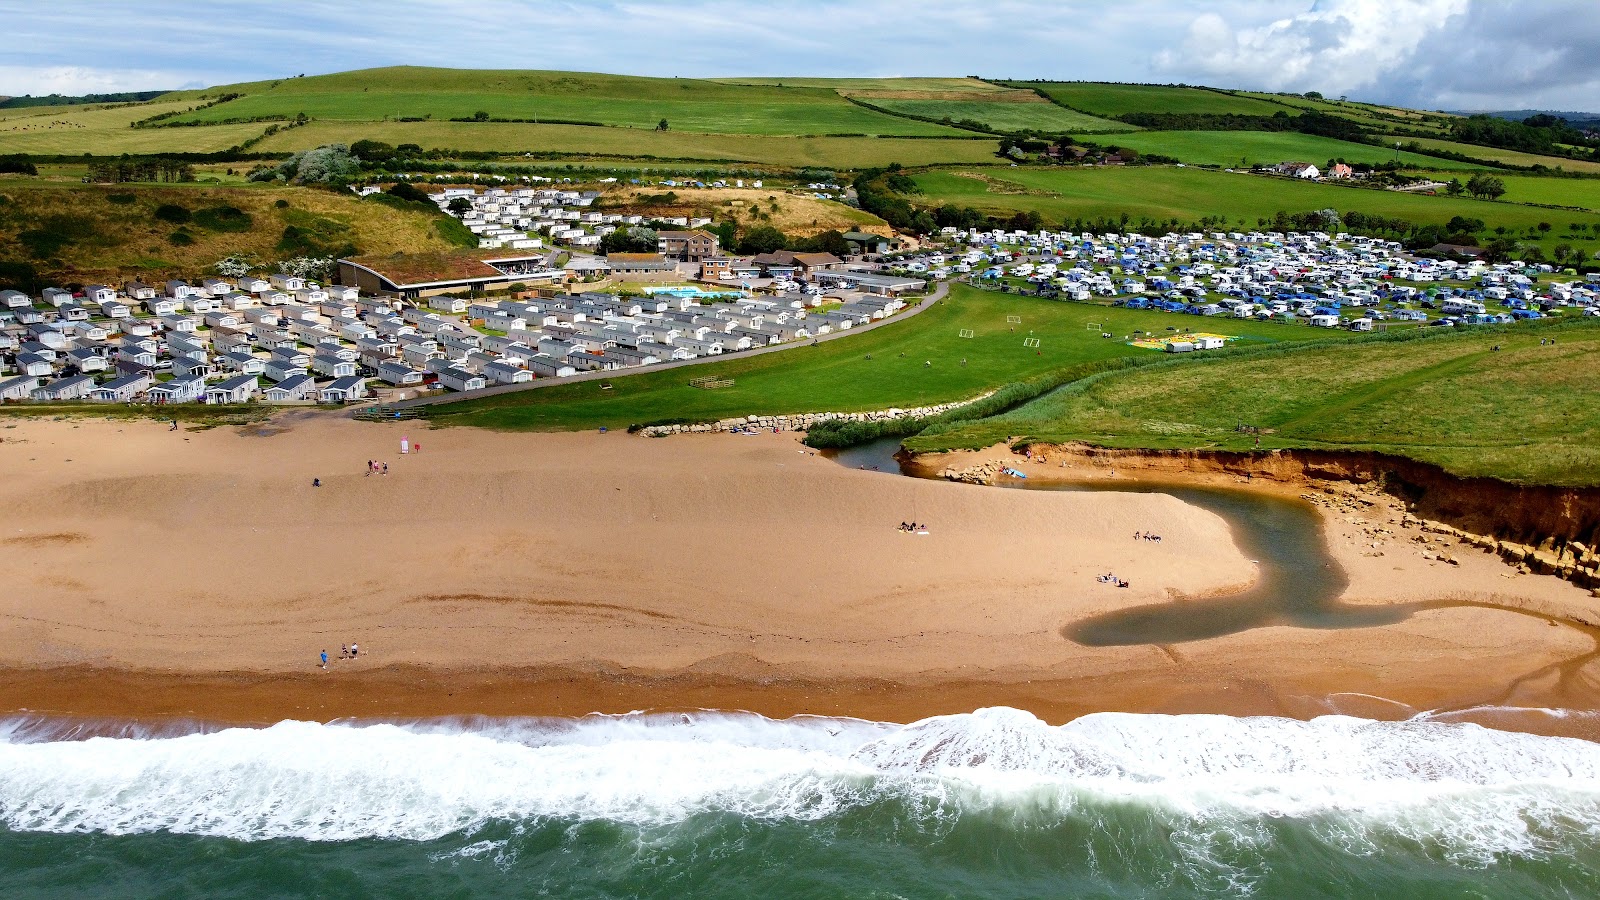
[828,438,1408,646]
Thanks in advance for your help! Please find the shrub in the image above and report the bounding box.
[154,203,191,224]
[106,192,138,205]
[167,230,195,246]
[191,205,253,232]
[274,199,289,209]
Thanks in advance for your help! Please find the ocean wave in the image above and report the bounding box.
[1,707,1597,858]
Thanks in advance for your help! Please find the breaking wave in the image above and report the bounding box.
[2,707,1598,867]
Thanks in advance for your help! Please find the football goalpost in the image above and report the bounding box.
[1022,337,1041,348]
[1005,315,1022,324]
[958,329,974,338]
[1085,322,1102,331]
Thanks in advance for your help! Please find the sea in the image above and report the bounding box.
[4,707,1599,898]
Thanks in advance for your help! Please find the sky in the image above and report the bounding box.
[1,0,1595,113]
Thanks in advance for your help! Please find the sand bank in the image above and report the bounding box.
[1,417,1596,728]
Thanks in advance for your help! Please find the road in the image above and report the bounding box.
[388,280,951,410]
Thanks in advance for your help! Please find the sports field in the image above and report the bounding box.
[1101,131,1489,170]
[912,166,1600,256]
[252,121,1004,167]
[913,319,1600,486]
[1007,82,1287,118]
[164,67,961,137]
[427,284,1355,432]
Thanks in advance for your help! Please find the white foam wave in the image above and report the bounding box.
[1,707,1597,856]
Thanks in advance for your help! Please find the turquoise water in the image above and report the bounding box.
[5,710,1600,898]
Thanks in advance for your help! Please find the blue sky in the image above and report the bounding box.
[2,0,1595,112]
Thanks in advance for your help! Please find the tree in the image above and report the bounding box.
[656,118,669,131]
[1553,243,1574,263]
[447,197,472,215]
[1304,91,1323,100]
[1444,177,1464,196]
[737,225,789,255]
[387,181,431,205]
[472,111,489,122]
[599,226,659,255]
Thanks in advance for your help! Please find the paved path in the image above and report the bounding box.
[388,281,951,410]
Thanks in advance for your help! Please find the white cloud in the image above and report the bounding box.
[0,64,200,97]
[1154,0,1470,98]
[0,1,1594,112]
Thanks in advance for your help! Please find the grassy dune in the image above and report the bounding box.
[428,284,1356,432]
[915,320,1600,486]
[254,120,1003,167]
[1102,131,1489,170]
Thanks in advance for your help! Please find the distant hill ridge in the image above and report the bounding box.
[0,91,169,109]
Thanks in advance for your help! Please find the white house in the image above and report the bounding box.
[318,375,368,403]
[437,366,486,392]
[206,374,261,404]
[89,373,152,402]
[263,373,315,402]
[0,375,39,400]
[377,361,425,385]
[31,374,96,401]
[146,376,207,404]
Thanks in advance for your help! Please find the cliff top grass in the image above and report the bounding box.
[910,317,1600,487]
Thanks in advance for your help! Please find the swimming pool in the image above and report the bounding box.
[642,286,748,300]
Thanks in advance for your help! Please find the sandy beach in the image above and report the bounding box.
[1,415,1597,733]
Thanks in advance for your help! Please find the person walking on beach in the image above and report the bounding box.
[350,642,359,659]
[381,463,388,476]
[340,644,349,659]
[320,650,328,669]
[365,460,373,477]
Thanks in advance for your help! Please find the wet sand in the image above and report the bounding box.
[1,417,1597,731]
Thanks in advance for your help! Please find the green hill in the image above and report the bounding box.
[162,67,963,137]
[1007,82,1288,118]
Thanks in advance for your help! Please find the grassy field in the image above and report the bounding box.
[912,166,1600,256]
[712,78,1006,94]
[1100,131,1489,170]
[911,319,1600,486]
[1401,138,1600,174]
[427,284,1358,432]
[163,67,961,137]
[253,120,1003,167]
[1224,91,1454,134]
[0,98,267,154]
[1465,175,1600,211]
[868,99,1135,133]
[0,182,462,284]
[1008,83,1288,118]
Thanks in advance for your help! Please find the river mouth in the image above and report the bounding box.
[829,438,1409,646]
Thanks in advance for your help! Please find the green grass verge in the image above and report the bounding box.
[911,318,1600,486]
[426,284,1359,432]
